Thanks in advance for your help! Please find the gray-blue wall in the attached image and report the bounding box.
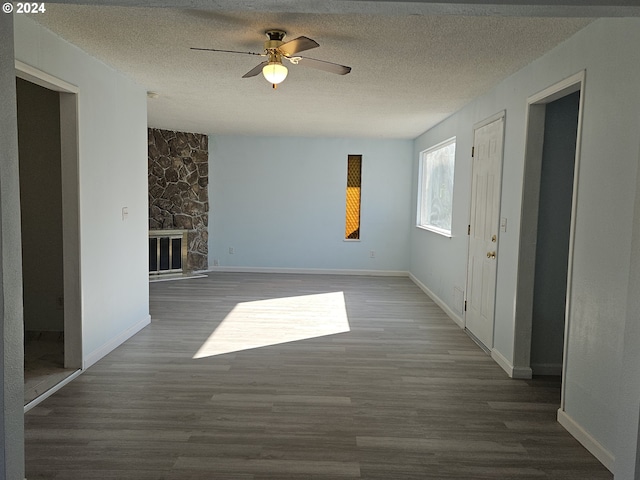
[208,135,413,273]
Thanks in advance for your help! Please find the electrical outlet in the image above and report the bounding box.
[228,247,235,254]
[213,259,219,266]
[370,250,375,258]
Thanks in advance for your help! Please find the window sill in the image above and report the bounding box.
[416,225,452,238]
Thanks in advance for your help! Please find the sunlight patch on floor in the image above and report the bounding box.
[193,291,350,359]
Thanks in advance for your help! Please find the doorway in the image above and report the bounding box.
[513,71,585,390]
[16,63,82,407]
[530,91,580,375]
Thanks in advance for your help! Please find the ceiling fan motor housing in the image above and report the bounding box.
[264,29,286,51]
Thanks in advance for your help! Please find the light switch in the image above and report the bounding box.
[500,217,507,233]
[122,207,129,220]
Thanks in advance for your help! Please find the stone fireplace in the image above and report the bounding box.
[148,128,208,272]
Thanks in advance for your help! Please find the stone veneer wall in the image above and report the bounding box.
[148,128,208,271]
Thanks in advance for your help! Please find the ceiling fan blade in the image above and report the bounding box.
[242,61,268,78]
[278,36,319,56]
[190,47,263,57]
[295,57,351,75]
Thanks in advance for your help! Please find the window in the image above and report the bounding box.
[417,138,456,236]
[345,155,362,240]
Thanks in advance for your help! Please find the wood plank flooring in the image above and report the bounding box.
[25,273,612,479]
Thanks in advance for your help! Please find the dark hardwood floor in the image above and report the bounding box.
[25,273,612,479]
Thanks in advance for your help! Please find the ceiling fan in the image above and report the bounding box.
[191,30,351,88]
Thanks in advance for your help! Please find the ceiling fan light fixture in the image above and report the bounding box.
[262,61,288,85]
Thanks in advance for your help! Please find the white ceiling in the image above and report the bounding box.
[28,3,597,138]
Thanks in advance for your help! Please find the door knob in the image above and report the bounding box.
[487,251,496,259]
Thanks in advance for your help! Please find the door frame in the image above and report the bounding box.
[464,110,506,349]
[15,61,83,371]
[513,71,586,390]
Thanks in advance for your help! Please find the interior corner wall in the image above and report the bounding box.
[13,15,150,367]
[208,135,413,272]
[410,17,640,466]
[0,13,25,480]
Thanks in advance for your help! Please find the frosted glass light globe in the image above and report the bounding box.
[262,62,288,84]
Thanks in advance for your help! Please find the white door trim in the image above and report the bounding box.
[473,110,506,131]
[15,60,79,93]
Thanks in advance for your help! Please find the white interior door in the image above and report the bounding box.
[465,115,505,349]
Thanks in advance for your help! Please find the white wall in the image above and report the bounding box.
[209,135,413,273]
[14,16,150,367]
[410,18,640,472]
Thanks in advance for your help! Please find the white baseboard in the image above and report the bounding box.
[512,365,534,379]
[491,348,533,379]
[557,409,615,473]
[207,266,409,277]
[530,363,562,376]
[408,273,464,328]
[83,314,151,369]
[149,272,207,283]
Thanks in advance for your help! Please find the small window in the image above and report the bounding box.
[417,138,456,236]
[345,155,362,240]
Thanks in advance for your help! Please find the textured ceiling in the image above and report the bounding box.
[29,5,593,138]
